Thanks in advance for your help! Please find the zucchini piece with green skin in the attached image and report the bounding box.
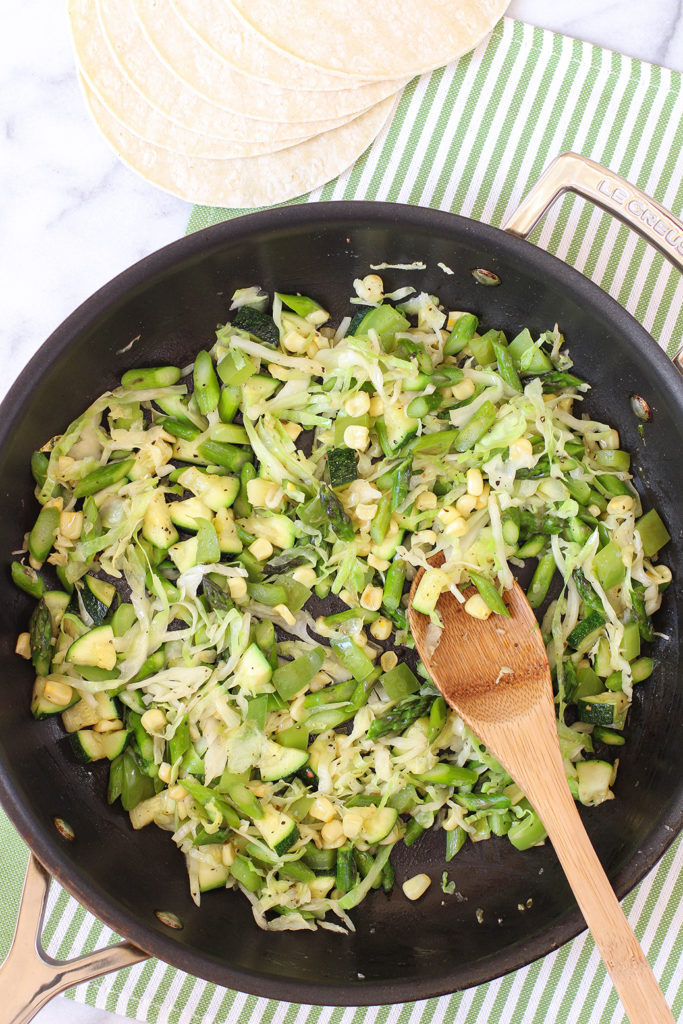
[233,643,273,695]
[327,446,358,488]
[241,374,279,409]
[29,599,53,676]
[259,739,309,782]
[214,508,242,554]
[66,624,117,671]
[117,689,147,715]
[241,513,297,549]
[593,725,626,746]
[168,537,199,575]
[31,676,78,718]
[196,857,230,893]
[62,692,119,733]
[71,728,129,763]
[576,760,614,806]
[176,467,239,511]
[232,306,280,346]
[383,404,418,450]
[142,491,179,550]
[577,691,629,728]
[253,804,299,857]
[566,610,605,650]
[168,497,213,532]
[411,567,449,616]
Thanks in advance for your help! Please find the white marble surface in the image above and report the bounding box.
[2,2,682,1022]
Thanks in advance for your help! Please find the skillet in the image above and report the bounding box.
[0,154,681,1018]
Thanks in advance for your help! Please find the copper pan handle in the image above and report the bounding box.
[0,855,148,1024]
[503,151,683,373]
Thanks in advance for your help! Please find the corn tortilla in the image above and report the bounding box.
[94,0,356,143]
[82,81,396,208]
[134,0,406,121]
[227,0,510,80]
[69,0,303,158]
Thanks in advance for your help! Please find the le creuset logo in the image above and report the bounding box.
[598,177,683,255]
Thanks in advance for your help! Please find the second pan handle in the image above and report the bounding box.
[503,151,683,372]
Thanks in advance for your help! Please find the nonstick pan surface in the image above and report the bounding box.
[0,202,681,1006]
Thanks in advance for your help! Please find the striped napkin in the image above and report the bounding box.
[2,17,682,1024]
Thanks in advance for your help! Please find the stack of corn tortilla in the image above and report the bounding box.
[68,0,509,208]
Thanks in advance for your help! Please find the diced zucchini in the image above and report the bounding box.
[308,875,336,899]
[61,612,89,642]
[62,691,119,732]
[232,307,279,347]
[577,691,629,729]
[168,497,214,532]
[242,374,280,409]
[197,858,230,892]
[576,760,615,806]
[71,728,129,763]
[142,491,179,550]
[327,446,358,488]
[118,688,147,714]
[110,602,137,637]
[412,567,449,615]
[566,610,605,650]
[356,805,399,844]
[259,739,310,782]
[177,467,239,511]
[233,643,273,695]
[42,591,71,631]
[372,526,404,562]
[384,404,418,451]
[168,537,199,575]
[31,676,78,718]
[253,803,299,856]
[85,575,117,609]
[241,513,297,550]
[214,508,243,553]
[66,624,117,670]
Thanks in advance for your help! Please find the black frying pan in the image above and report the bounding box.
[0,155,681,1013]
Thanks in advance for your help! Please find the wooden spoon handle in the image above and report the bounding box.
[504,708,674,1024]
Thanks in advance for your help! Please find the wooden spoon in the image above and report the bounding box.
[409,569,674,1024]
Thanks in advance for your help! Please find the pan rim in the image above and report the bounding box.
[0,199,681,1005]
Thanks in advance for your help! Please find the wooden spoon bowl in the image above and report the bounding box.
[409,563,674,1024]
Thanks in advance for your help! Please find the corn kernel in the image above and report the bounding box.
[380,650,398,672]
[248,537,274,561]
[558,396,574,413]
[475,484,490,509]
[466,468,484,496]
[292,566,317,587]
[451,377,476,401]
[344,425,370,451]
[455,493,478,516]
[44,679,73,705]
[158,762,172,784]
[344,392,371,417]
[464,593,492,620]
[221,842,236,867]
[588,504,603,518]
[93,718,124,734]
[282,421,303,442]
[320,819,346,848]
[310,797,337,822]
[59,510,83,540]
[169,785,188,801]
[342,811,365,840]
[360,585,383,611]
[227,576,248,601]
[415,490,437,511]
[315,615,332,637]
[354,274,384,304]
[274,603,296,626]
[355,502,377,521]
[15,633,31,659]
[141,708,167,735]
[367,553,390,572]
[281,330,309,353]
[413,529,437,545]
[339,589,356,608]
[370,617,393,641]
[599,428,620,450]
[402,873,431,901]
[438,506,458,525]
[369,396,384,416]
[607,495,634,515]
[509,437,533,462]
[444,516,468,538]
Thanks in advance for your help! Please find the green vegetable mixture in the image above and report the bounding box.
[13,273,672,931]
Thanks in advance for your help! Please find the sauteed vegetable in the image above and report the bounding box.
[12,274,671,931]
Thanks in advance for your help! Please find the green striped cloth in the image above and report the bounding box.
[2,16,682,1024]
